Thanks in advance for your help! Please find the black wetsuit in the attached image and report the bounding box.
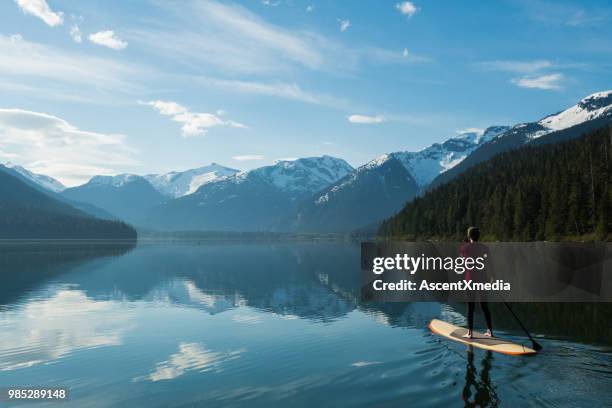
[460,241,493,334]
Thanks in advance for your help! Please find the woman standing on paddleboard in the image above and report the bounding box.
[460,226,494,338]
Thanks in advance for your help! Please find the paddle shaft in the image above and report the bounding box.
[503,302,543,350]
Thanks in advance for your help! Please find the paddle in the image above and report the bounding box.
[503,302,543,351]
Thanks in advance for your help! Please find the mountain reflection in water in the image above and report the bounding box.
[0,242,610,408]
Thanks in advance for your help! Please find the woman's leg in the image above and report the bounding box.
[480,302,493,335]
[466,302,475,336]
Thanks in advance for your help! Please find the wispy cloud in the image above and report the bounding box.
[233,155,264,161]
[14,0,63,27]
[511,73,564,90]
[126,0,426,80]
[396,2,418,17]
[515,0,610,27]
[476,59,567,91]
[88,30,128,50]
[198,77,351,109]
[0,108,137,186]
[261,0,280,6]
[128,1,326,75]
[339,19,351,32]
[0,34,140,91]
[476,59,552,74]
[348,114,385,124]
[141,100,246,137]
[69,24,82,43]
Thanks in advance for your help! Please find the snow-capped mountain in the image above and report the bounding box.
[3,162,65,193]
[289,156,419,232]
[145,163,239,198]
[232,155,354,195]
[62,174,167,224]
[390,126,509,187]
[142,156,353,231]
[538,90,612,135]
[287,126,508,232]
[430,90,612,189]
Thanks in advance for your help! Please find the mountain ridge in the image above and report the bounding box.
[141,155,353,231]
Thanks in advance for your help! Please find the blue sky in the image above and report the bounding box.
[1,0,611,185]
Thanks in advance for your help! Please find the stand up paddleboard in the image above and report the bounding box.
[429,319,537,356]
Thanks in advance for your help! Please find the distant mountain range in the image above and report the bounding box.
[142,156,353,231]
[287,126,510,232]
[5,90,612,234]
[0,165,136,239]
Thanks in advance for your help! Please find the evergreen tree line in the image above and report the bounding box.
[379,126,611,241]
[0,203,137,239]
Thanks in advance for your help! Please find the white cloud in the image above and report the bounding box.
[0,34,139,92]
[69,24,82,43]
[511,73,564,90]
[136,342,244,382]
[402,48,409,58]
[198,77,351,109]
[128,1,329,74]
[128,1,422,77]
[339,19,351,32]
[396,1,418,17]
[233,155,264,161]
[306,5,314,12]
[0,108,138,186]
[141,100,246,137]
[261,0,280,6]
[477,59,552,74]
[14,0,63,27]
[347,114,385,124]
[88,30,128,50]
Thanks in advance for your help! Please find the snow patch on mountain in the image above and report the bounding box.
[390,125,510,187]
[145,163,239,197]
[535,90,612,137]
[4,162,65,192]
[210,155,353,196]
[311,125,510,207]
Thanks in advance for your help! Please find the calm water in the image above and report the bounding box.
[0,242,611,408]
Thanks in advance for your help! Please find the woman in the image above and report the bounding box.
[460,226,493,338]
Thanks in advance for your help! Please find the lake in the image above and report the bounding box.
[0,242,611,407]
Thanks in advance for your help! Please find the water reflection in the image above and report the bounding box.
[462,349,499,408]
[135,342,245,382]
[0,242,610,408]
[0,288,135,371]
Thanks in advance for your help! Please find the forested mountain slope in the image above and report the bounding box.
[379,126,611,241]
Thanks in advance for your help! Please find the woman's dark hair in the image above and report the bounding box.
[467,226,480,242]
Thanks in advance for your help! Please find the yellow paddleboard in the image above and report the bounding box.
[429,319,537,356]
